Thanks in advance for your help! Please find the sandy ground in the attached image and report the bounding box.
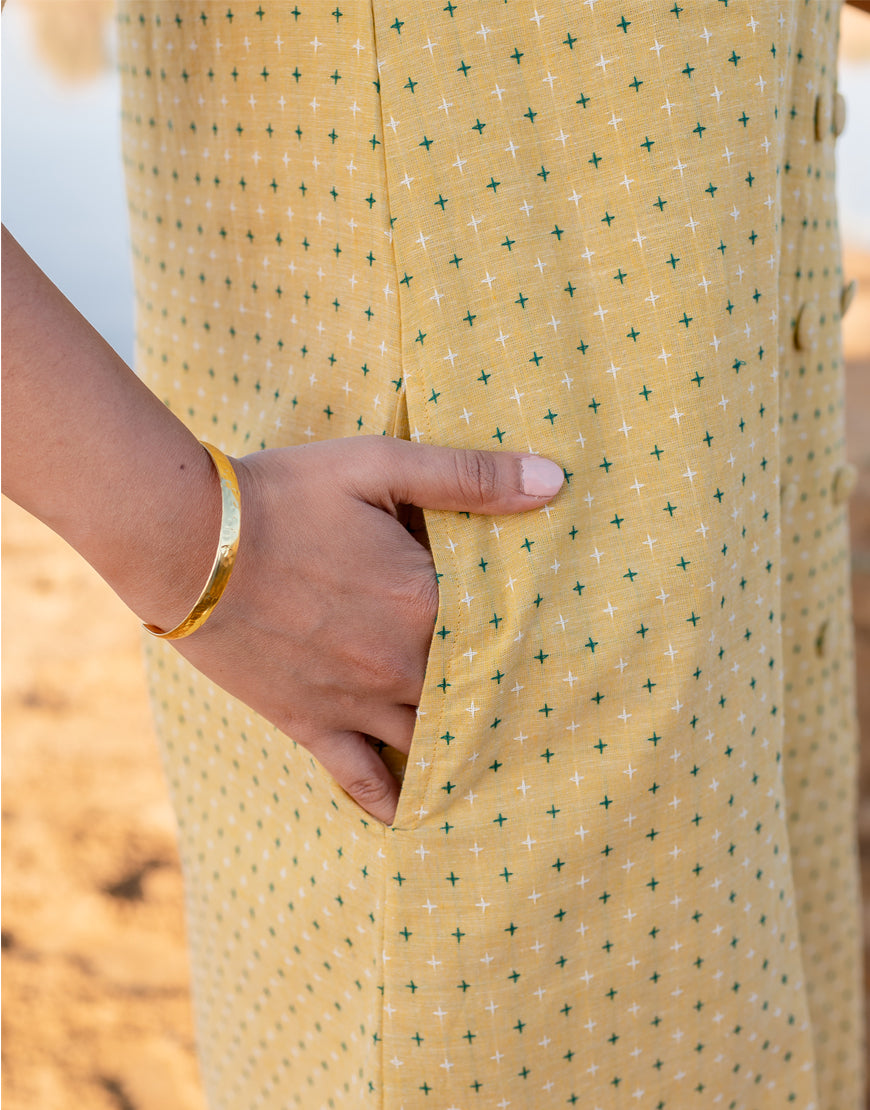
[1,503,205,1104]
[3,249,870,1109]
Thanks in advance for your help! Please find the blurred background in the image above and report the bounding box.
[2,2,870,1108]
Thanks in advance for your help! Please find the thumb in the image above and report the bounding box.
[358,439,565,515]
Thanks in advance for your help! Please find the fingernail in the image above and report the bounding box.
[520,456,564,498]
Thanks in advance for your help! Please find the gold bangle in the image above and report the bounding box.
[143,441,242,640]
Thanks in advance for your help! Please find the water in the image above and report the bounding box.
[2,5,869,371]
[1,3,133,364]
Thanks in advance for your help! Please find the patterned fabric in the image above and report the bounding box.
[118,3,863,1107]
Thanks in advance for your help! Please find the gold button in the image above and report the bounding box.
[814,90,831,141]
[833,92,847,137]
[780,479,799,510]
[832,463,858,505]
[841,279,858,317]
[794,302,817,350]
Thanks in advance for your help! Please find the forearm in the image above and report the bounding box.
[1,225,219,631]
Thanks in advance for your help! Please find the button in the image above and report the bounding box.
[814,90,831,141]
[793,302,817,350]
[832,463,858,505]
[841,279,858,317]
[815,618,836,658]
[780,479,799,510]
[833,92,847,137]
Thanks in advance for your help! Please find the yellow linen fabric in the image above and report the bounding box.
[118,3,863,1107]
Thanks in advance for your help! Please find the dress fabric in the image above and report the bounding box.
[118,3,863,1108]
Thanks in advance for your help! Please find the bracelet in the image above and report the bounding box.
[143,441,242,640]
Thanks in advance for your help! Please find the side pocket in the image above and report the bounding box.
[384,389,451,830]
[388,507,448,831]
[317,389,451,830]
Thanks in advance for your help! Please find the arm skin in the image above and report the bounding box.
[2,226,222,631]
[2,226,565,823]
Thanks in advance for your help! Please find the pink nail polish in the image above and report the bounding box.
[520,456,564,498]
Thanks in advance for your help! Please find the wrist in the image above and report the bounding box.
[91,436,223,633]
[143,443,241,639]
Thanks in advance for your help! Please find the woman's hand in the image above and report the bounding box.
[1,226,564,824]
[173,437,564,824]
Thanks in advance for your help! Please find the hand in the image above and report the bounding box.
[0,231,562,824]
[172,436,565,824]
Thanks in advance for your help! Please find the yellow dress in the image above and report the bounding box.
[118,3,863,1107]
